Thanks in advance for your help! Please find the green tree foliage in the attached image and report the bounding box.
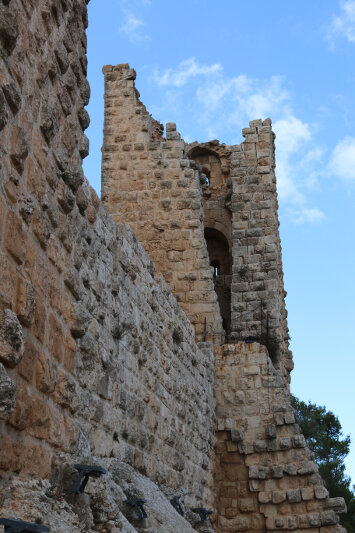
[292,396,355,532]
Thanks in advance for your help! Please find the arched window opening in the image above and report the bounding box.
[204,228,232,341]
[188,147,223,187]
[202,166,211,186]
[211,260,219,278]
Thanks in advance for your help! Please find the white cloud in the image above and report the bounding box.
[273,116,311,203]
[329,137,355,180]
[196,74,289,119]
[119,11,149,43]
[154,58,222,88]
[329,1,355,44]
[237,76,289,119]
[286,207,326,225]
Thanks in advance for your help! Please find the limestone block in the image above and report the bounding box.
[301,487,314,501]
[321,510,339,526]
[272,490,286,504]
[298,515,308,528]
[285,463,297,476]
[3,82,21,115]
[0,309,24,367]
[0,361,16,419]
[288,515,297,529]
[31,207,51,249]
[258,466,269,480]
[298,461,318,475]
[249,479,260,491]
[270,465,283,479]
[287,489,301,503]
[308,513,322,527]
[248,465,259,479]
[62,169,85,192]
[10,125,29,174]
[0,250,17,307]
[218,514,251,531]
[15,278,35,326]
[35,351,57,393]
[19,195,35,224]
[254,440,267,452]
[293,434,306,448]
[284,411,295,424]
[266,424,276,439]
[258,491,272,503]
[0,90,8,131]
[0,4,19,54]
[5,211,28,265]
[325,497,347,513]
[315,485,329,499]
[279,437,291,449]
[231,428,244,442]
[274,516,285,528]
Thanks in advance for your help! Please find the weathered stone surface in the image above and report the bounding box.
[0,458,209,533]
[214,344,346,532]
[15,278,35,326]
[0,90,9,131]
[315,484,330,499]
[0,362,16,419]
[0,308,24,367]
[0,4,19,54]
[10,125,29,174]
[3,82,21,114]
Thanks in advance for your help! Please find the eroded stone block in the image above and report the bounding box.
[0,362,16,419]
[0,309,24,367]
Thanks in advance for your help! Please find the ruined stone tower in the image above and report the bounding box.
[101,65,293,382]
[0,2,347,532]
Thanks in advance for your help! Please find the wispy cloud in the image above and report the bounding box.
[328,137,355,181]
[273,116,311,204]
[119,11,150,44]
[154,58,222,88]
[329,1,355,45]
[286,207,326,225]
[151,58,325,225]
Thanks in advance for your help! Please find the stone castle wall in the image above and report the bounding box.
[101,64,224,345]
[0,0,215,516]
[0,1,348,532]
[101,67,346,532]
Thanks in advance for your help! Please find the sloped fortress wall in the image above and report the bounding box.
[0,0,216,524]
[214,343,346,532]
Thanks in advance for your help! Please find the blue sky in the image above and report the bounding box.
[84,0,355,481]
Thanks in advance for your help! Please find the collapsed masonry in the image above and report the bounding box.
[0,1,347,532]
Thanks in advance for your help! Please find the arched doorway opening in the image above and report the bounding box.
[204,228,232,340]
